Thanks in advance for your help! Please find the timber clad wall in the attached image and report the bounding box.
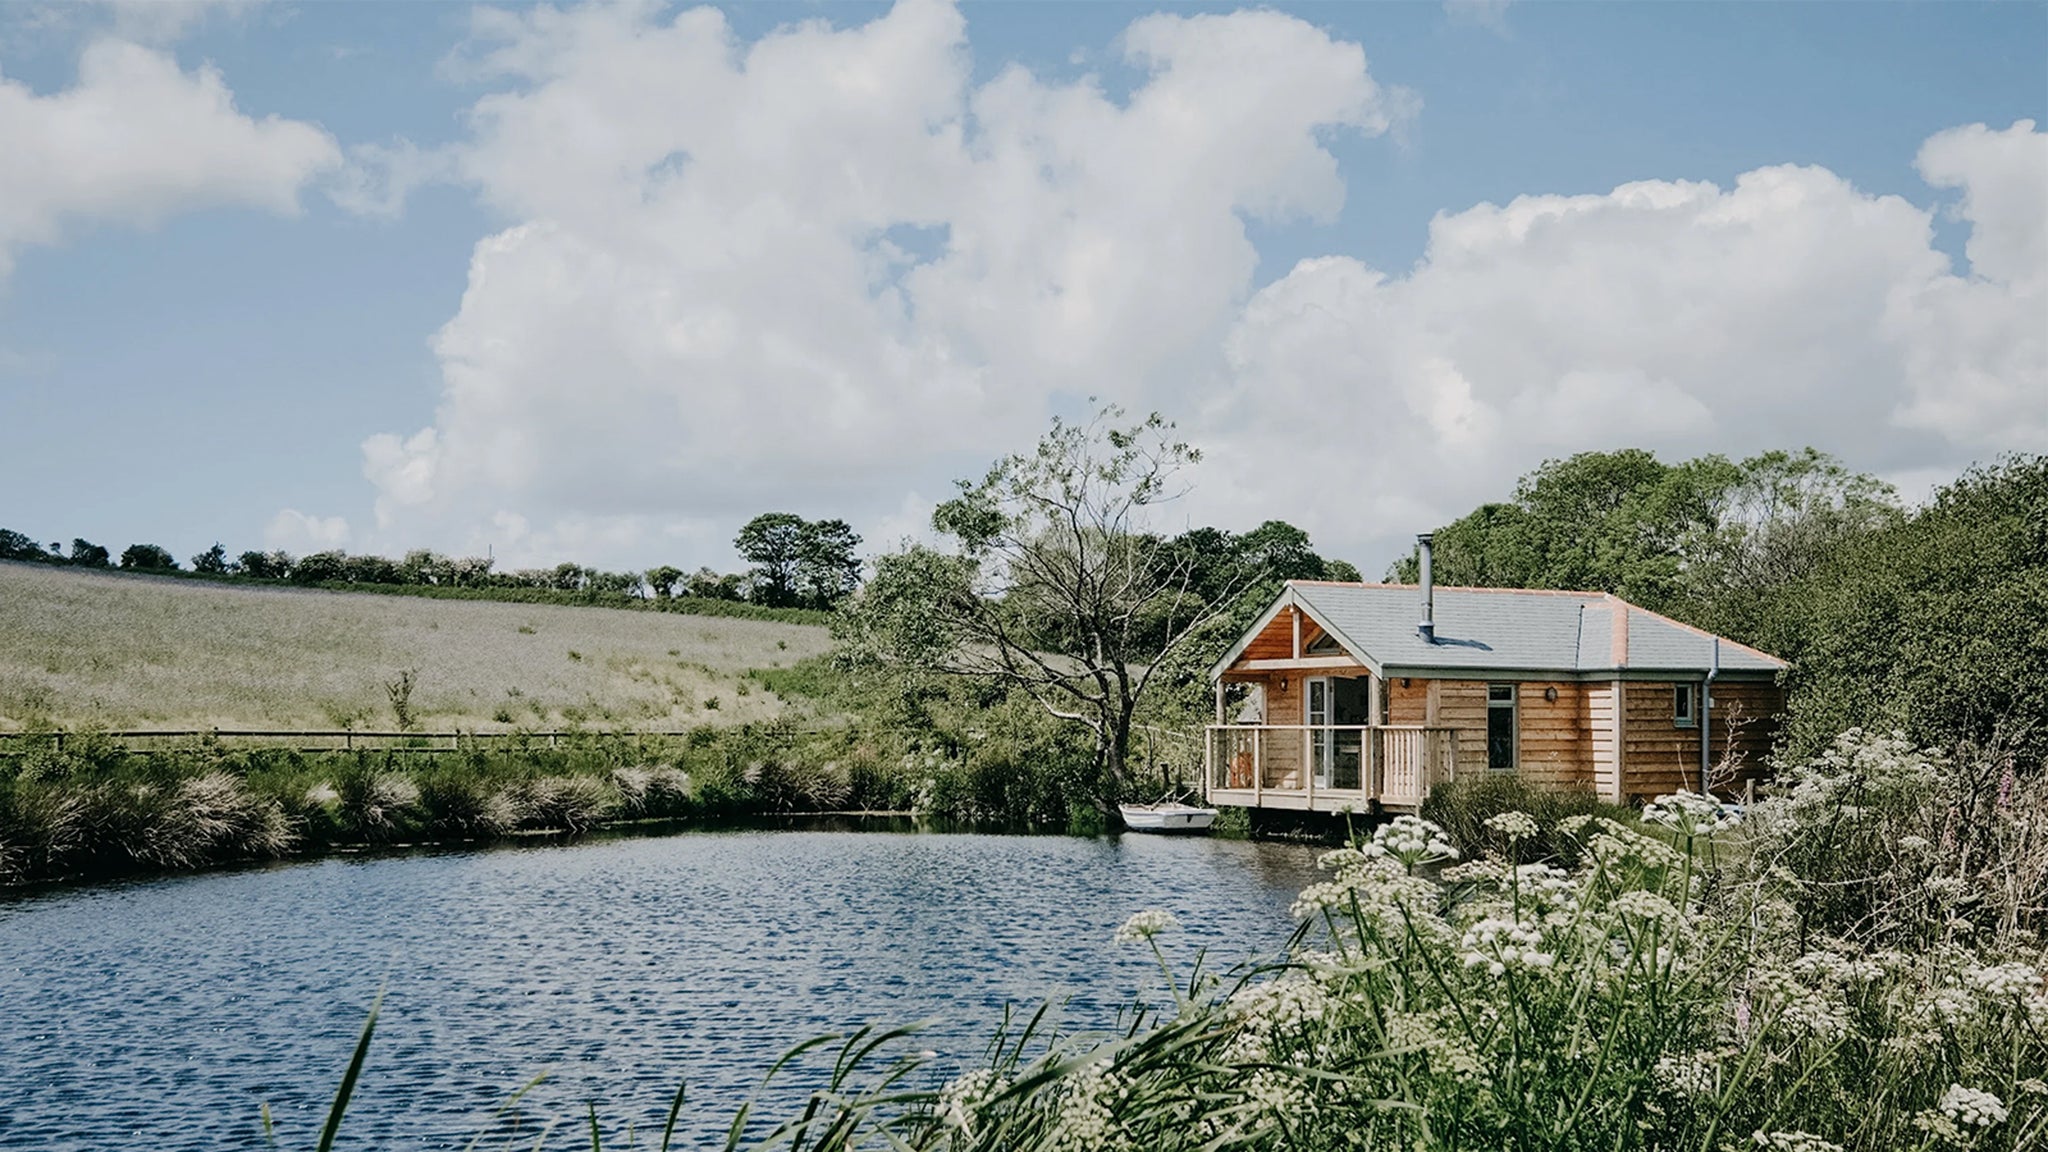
[1519,682,1593,790]
[1621,681,1702,798]
[1262,675,1304,788]
[1616,680,1784,800]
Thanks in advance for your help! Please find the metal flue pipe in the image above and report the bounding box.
[1417,533,1436,644]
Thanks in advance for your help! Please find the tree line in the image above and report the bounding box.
[0,512,867,611]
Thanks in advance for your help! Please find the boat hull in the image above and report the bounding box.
[1118,804,1217,834]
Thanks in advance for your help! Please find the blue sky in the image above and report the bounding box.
[0,0,2042,575]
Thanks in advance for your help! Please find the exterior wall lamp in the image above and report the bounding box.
[1544,686,1559,702]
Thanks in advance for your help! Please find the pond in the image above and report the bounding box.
[0,826,1324,1150]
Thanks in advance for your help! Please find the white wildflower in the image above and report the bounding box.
[1751,1132,1844,1152]
[1612,890,1681,926]
[1369,814,1460,868]
[1897,834,1931,853]
[1967,962,2039,999]
[1655,1050,1720,1098]
[1484,811,1539,841]
[1642,790,1739,836]
[1939,1084,2007,1128]
[1113,909,1179,944]
[936,1069,1008,1134]
[1459,917,1555,977]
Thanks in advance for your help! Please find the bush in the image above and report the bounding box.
[1421,773,1627,864]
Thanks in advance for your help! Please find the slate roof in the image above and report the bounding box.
[1218,581,1786,679]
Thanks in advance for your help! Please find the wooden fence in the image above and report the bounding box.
[0,729,709,756]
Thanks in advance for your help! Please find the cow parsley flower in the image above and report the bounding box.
[1967,962,2040,999]
[1484,811,1539,842]
[1939,1084,2007,1128]
[1369,814,1459,868]
[936,1069,1008,1134]
[1642,791,1738,836]
[1459,917,1555,977]
[1113,909,1179,944]
[1751,1132,1844,1152]
[1654,1050,1720,1098]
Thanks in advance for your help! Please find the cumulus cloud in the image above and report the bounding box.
[0,36,340,278]
[1197,126,2046,562]
[264,509,351,553]
[356,0,2042,572]
[359,0,1405,564]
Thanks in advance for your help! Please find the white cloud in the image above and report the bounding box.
[352,0,2042,573]
[0,36,340,278]
[264,509,351,553]
[1443,0,1514,35]
[1198,127,2046,566]
[361,0,1405,567]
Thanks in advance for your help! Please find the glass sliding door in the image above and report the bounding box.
[1307,677,1332,788]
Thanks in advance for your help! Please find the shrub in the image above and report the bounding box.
[1421,773,1628,864]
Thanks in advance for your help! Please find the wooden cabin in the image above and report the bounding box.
[1205,544,1786,814]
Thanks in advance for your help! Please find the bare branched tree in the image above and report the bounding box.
[839,405,1245,805]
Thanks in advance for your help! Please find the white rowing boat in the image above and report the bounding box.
[1118,801,1218,834]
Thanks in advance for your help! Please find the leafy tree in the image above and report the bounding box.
[291,550,348,584]
[119,544,179,572]
[344,554,403,584]
[796,519,863,609]
[1725,455,2046,761]
[0,528,47,562]
[686,567,743,601]
[549,562,586,592]
[839,405,1244,807]
[70,539,110,567]
[646,565,684,600]
[735,513,808,607]
[237,550,291,580]
[190,542,229,574]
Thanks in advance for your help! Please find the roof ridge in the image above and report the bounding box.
[1289,579,1608,598]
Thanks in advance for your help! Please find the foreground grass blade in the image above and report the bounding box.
[658,1081,686,1152]
[318,988,384,1152]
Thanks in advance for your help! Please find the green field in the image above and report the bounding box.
[0,561,832,732]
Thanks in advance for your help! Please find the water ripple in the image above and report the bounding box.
[0,829,1321,1150]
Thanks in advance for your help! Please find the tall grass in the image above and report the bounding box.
[0,723,925,886]
[0,562,828,732]
[258,730,2046,1150]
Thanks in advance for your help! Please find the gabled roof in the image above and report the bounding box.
[1211,581,1786,681]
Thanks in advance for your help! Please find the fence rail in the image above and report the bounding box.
[0,729,714,755]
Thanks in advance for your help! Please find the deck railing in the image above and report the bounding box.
[1203,724,1458,809]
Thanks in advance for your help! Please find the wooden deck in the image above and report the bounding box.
[1203,724,1458,811]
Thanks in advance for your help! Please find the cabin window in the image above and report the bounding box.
[1306,632,1341,655]
[1673,684,1697,728]
[1486,683,1517,771]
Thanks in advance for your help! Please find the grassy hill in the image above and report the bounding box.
[0,562,833,732]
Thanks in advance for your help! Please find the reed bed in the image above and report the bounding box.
[269,729,2044,1151]
[0,724,919,886]
[0,562,829,732]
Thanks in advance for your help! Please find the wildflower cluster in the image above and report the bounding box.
[1642,790,1739,836]
[1940,1083,2009,1128]
[1113,910,1179,944]
[1367,814,1460,869]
